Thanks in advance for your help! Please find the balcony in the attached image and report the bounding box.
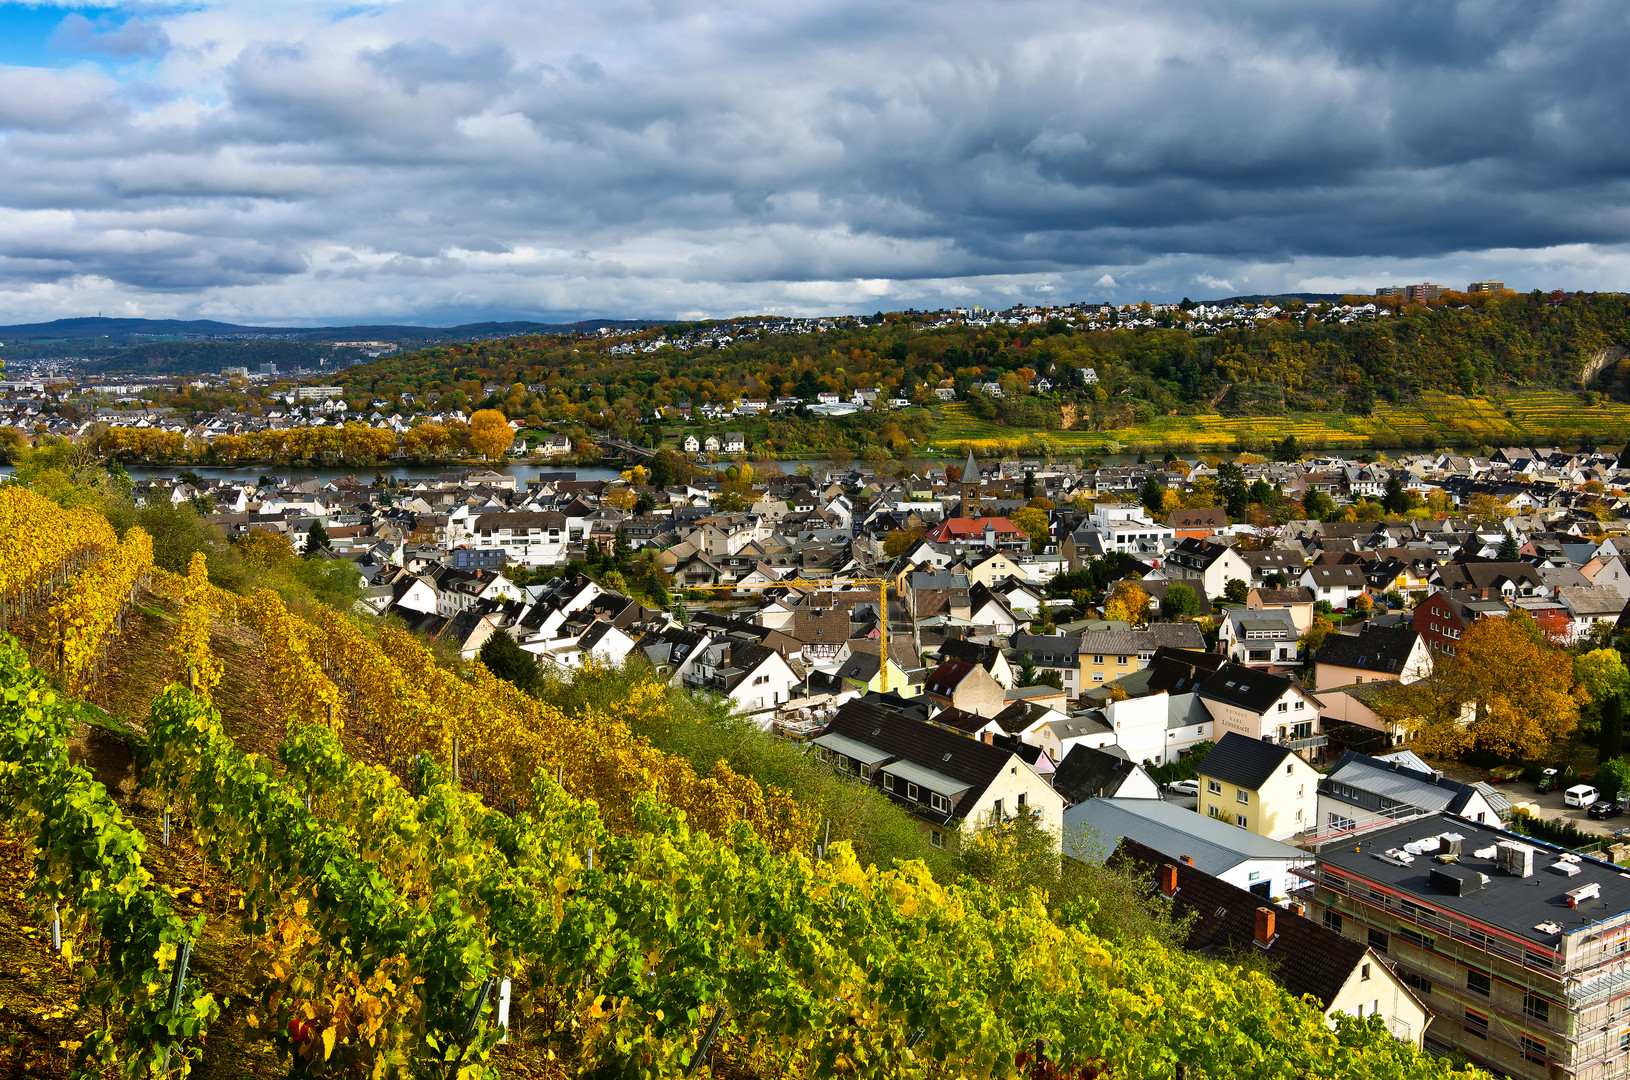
[1282,734,1329,751]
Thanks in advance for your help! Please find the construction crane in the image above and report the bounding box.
[683,577,897,692]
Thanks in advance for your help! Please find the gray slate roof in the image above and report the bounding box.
[1064,798,1308,876]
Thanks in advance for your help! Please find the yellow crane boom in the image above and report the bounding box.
[683,577,895,692]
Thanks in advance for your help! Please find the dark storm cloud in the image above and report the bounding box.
[0,0,1627,321]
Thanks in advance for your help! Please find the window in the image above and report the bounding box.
[1323,910,1343,933]
[1236,814,1248,829]
[1208,779,1222,795]
[1464,1011,1488,1039]
[930,792,949,813]
[1620,1030,1630,1052]
[859,764,871,781]
[1093,654,1104,664]
[883,774,895,792]
[991,798,1004,822]
[1361,963,1371,981]
[1286,763,1294,774]
[1467,970,1490,997]
[1400,970,1431,996]
[1521,1035,1547,1064]
[1277,702,1288,713]
[1329,813,1356,832]
[1396,927,1433,950]
[1016,792,1027,809]
[1368,929,1388,953]
[1116,655,1128,665]
[1524,994,1551,1024]
[930,829,944,848]
[907,782,919,801]
[1237,789,1249,804]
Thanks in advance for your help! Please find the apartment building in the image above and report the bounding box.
[1305,815,1630,1080]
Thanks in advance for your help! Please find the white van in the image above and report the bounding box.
[1565,784,1598,808]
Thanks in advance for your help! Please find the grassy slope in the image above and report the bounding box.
[928,391,1630,452]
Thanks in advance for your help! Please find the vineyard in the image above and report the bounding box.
[0,494,1482,1078]
[929,392,1630,454]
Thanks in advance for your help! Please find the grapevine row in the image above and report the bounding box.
[146,687,508,1077]
[42,525,153,693]
[0,636,218,1077]
[149,683,1471,1080]
[0,486,119,631]
[166,553,223,698]
[293,598,812,850]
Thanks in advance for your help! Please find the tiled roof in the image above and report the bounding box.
[1196,731,1301,790]
[1110,839,1370,1010]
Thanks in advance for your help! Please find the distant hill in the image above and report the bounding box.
[0,316,662,373]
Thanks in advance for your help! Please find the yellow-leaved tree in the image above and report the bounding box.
[468,409,513,460]
[1372,613,1580,758]
[1104,580,1150,625]
[1009,506,1051,555]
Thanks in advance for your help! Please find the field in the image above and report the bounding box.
[927,391,1630,453]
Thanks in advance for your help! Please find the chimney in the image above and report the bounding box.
[1288,901,1305,918]
[1160,865,1179,898]
[981,731,994,745]
[1180,855,1194,866]
[1254,907,1276,947]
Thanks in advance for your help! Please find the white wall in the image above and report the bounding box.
[1106,692,1170,765]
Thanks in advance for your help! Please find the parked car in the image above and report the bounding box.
[1565,784,1599,808]
[1589,801,1622,820]
[1166,779,1200,797]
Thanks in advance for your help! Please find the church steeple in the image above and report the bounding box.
[959,448,981,518]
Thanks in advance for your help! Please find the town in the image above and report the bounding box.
[20,421,1619,1076]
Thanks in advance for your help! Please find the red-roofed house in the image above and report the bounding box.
[923,516,1027,553]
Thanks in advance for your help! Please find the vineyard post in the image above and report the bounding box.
[452,737,460,784]
[162,808,170,847]
[50,902,60,952]
[686,1006,728,1078]
[496,978,512,1044]
[158,938,192,1074]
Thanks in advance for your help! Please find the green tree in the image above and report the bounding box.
[305,519,330,556]
[1602,694,1625,765]
[1023,469,1036,500]
[1497,533,1521,561]
[1278,435,1301,462]
[1223,578,1248,604]
[650,449,674,488]
[1303,489,1336,520]
[1140,475,1166,516]
[1216,462,1248,519]
[1382,475,1408,515]
[477,629,541,695]
[1161,581,1199,620]
[1017,651,1039,687]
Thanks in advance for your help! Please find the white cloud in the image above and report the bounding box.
[1095,274,1117,288]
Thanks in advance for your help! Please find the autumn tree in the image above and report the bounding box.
[883,527,924,559]
[468,408,513,460]
[1104,581,1150,625]
[1371,614,1580,759]
[1010,507,1051,555]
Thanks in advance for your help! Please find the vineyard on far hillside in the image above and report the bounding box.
[0,494,1484,1079]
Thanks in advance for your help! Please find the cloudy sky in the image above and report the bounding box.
[0,0,1626,324]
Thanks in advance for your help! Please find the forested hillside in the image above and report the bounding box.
[330,293,1630,440]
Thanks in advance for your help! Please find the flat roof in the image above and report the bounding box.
[1318,815,1630,948]
[881,759,970,797]
[810,732,893,767]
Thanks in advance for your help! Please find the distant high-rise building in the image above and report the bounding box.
[1375,286,1406,298]
[1404,283,1445,304]
[1468,281,1504,294]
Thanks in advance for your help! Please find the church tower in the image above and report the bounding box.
[959,447,981,518]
